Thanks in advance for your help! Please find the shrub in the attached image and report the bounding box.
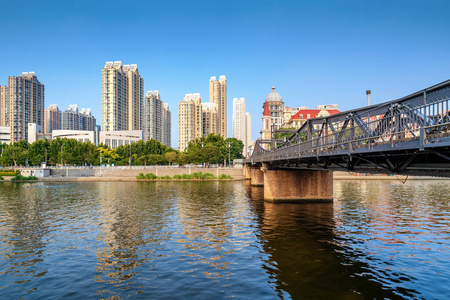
[192,172,204,179]
[136,173,145,179]
[219,174,233,179]
[180,173,193,179]
[159,175,171,179]
[203,172,216,180]
[0,171,20,176]
[11,174,38,181]
[144,173,158,180]
[173,174,182,179]
[0,176,3,180]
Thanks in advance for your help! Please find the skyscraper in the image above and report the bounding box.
[62,105,80,130]
[232,97,251,156]
[79,108,96,131]
[246,112,252,156]
[44,104,61,133]
[101,61,143,132]
[232,97,246,141]
[162,103,171,147]
[0,85,7,127]
[201,102,218,137]
[124,64,144,131]
[7,72,44,142]
[178,93,202,151]
[144,90,162,142]
[143,91,171,147]
[209,75,227,138]
[61,104,96,131]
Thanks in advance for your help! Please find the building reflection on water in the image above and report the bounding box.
[245,183,412,299]
[94,182,176,296]
[174,181,249,279]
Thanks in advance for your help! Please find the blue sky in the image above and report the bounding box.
[1,0,450,148]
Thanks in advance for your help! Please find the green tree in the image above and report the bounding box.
[27,139,51,166]
[165,151,177,165]
[226,138,245,161]
[4,143,28,170]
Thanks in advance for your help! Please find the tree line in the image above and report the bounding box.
[0,133,244,168]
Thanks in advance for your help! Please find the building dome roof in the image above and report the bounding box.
[265,86,282,102]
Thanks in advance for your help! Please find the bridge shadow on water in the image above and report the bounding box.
[245,184,411,300]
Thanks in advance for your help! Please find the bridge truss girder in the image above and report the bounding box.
[249,79,450,178]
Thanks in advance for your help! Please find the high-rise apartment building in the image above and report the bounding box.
[143,90,171,147]
[162,103,171,147]
[80,108,96,131]
[232,97,246,141]
[101,61,143,132]
[232,97,251,156]
[7,72,44,142]
[61,104,96,131]
[179,93,202,151]
[62,105,80,130]
[209,75,227,138]
[246,112,252,156]
[0,86,7,127]
[144,90,162,142]
[44,104,61,133]
[201,102,218,137]
[124,64,144,131]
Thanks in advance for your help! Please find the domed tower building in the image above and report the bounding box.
[260,87,284,149]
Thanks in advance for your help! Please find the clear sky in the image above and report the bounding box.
[1,0,450,148]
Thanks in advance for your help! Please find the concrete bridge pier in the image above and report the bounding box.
[249,166,264,186]
[262,164,333,202]
[244,164,252,181]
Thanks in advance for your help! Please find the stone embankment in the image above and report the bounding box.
[36,167,245,182]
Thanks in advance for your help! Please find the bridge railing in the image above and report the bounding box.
[250,80,450,162]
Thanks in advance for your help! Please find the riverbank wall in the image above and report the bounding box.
[17,167,246,181]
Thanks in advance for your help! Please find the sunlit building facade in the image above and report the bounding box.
[179,93,202,151]
[7,72,44,142]
[0,86,7,127]
[201,102,218,137]
[44,104,61,134]
[101,61,143,132]
[209,75,227,138]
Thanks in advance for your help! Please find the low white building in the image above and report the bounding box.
[100,130,143,148]
[52,130,95,143]
[21,168,51,177]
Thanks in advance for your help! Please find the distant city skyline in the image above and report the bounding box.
[1,0,450,148]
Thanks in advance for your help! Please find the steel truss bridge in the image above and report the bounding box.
[249,80,450,177]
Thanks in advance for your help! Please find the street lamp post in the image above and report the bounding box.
[228,141,231,167]
[201,141,204,167]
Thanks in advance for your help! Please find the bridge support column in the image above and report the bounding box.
[250,166,264,186]
[244,164,252,180]
[263,168,333,202]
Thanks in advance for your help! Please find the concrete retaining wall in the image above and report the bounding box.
[51,169,96,177]
[96,167,245,179]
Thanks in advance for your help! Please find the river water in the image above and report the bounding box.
[0,180,449,299]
